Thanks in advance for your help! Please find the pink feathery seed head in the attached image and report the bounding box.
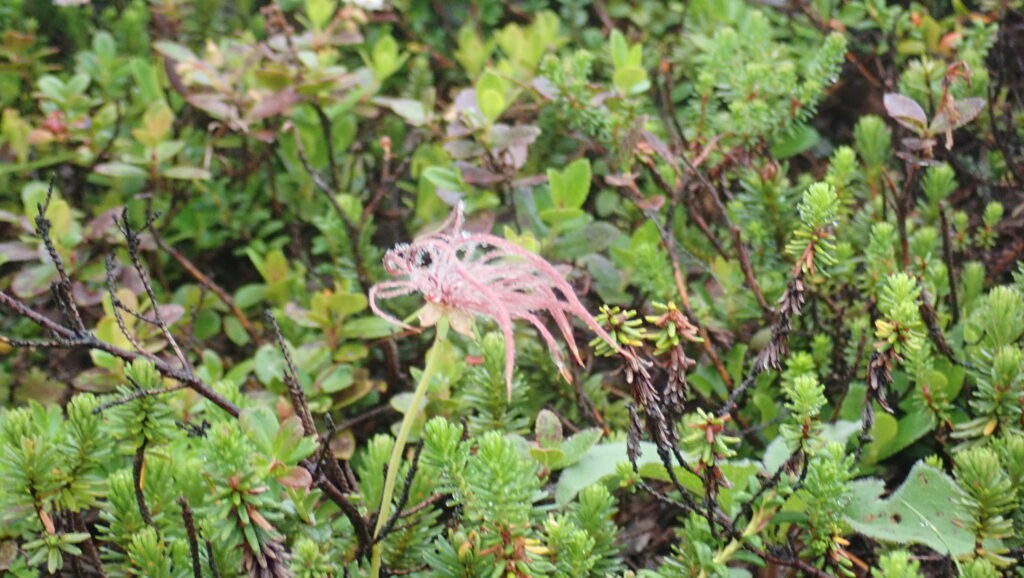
[369,202,635,399]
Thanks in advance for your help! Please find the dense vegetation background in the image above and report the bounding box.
[1,0,1023,576]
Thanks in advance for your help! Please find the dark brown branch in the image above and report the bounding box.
[612,174,735,391]
[0,289,241,418]
[93,383,189,414]
[105,255,147,354]
[178,497,203,578]
[205,539,221,578]
[676,150,771,317]
[291,131,404,392]
[265,310,317,437]
[312,103,342,189]
[749,544,835,578]
[318,475,372,558]
[639,156,729,260]
[36,177,87,333]
[293,133,372,292]
[937,201,960,324]
[133,438,153,526]
[116,210,191,372]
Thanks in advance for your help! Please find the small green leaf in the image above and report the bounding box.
[305,0,336,31]
[340,316,401,339]
[95,162,148,178]
[556,428,603,467]
[224,316,251,346]
[530,446,566,467]
[240,406,279,455]
[609,29,629,68]
[153,41,197,62]
[319,364,354,393]
[161,166,212,180]
[423,166,466,193]
[548,158,591,210]
[477,89,506,124]
[373,97,428,126]
[612,66,648,94]
[770,124,820,159]
[539,207,589,228]
[535,409,563,448]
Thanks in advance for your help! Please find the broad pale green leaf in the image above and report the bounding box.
[36,76,65,101]
[762,420,861,473]
[529,447,566,468]
[609,30,629,68]
[844,461,998,557]
[422,166,466,193]
[556,428,603,468]
[539,207,590,229]
[535,409,563,448]
[253,344,287,386]
[556,441,659,505]
[224,316,250,346]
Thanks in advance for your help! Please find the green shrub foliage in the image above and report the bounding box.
[1,0,1023,576]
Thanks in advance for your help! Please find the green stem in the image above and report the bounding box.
[370,321,448,577]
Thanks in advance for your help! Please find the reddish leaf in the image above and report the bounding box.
[883,93,927,132]
[277,466,313,489]
[457,163,505,185]
[186,94,235,122]
[141,304,186,326]
[12,263,56,298]
[930,97,985,133]
[0,242,37,263]
[84,207,125,241]
[248,87,299,121]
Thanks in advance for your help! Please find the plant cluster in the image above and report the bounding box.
[1,0,1024,576]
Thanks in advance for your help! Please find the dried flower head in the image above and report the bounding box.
[369,203,632,397]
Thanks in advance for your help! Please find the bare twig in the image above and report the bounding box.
[105,255,147,354]
[375,439,425,542]
[0,288,240,416]
[116,210,192,372]
[133,438,153,526]
[676,150,771,316]
[291,131,404,391]
[179,497,203,578]
[36,176,87,333]
[265,310,318,437]
[93,383,189,414]
[937,201,960,324]
[205,539,221,578]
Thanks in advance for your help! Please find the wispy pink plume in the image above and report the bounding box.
[369,203,632,398]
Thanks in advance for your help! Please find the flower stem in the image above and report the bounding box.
[370,321,448,577]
